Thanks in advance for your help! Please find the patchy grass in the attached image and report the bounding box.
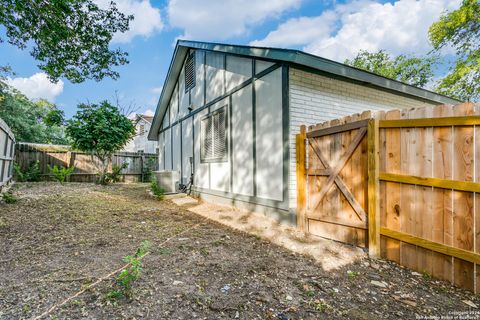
[0,182,477,319]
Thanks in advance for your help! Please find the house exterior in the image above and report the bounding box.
[124,114,158,154]
[148,40,459,225]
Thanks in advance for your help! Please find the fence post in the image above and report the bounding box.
[140,154,145,182]
[296,125,307,232]
[66,151,76,182]
[367,119,380,257]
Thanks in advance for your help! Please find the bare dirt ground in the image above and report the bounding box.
[180,198,365,271]
[0,183,479,319]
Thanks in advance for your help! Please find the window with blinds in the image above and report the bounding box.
[201,107,228,162]
[185,51,196,92]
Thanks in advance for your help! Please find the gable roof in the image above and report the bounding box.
[148,40,461,140]
[135,114,154,124]
[140,115,154,123]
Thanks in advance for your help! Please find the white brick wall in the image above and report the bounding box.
[288,68,438,209]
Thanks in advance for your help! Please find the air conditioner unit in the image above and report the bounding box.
[154,170,180,193]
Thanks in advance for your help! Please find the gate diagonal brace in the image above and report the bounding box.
[308,127,367,221]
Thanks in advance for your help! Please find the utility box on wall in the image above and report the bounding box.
[154,170,180,193]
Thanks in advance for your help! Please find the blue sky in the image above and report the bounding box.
[0,0,459,119]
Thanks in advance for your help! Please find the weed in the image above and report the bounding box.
[194,296,203,307]
[150,177,165,200]
[301,283,315,297]
[158,247,172,255]
[142,157,157,182]
[14,161,41,182]
[422,270,432,281]
[80,280,93,291]
[22,303,30,313]
[347,270,358,280]
[0,217,7,228]
[70,299,83,306]
[311,299,332,313]
[49,165,75,184]
[105,289,123,302]
[174,225,185,233]
[2,192,17,204]
[212,239,225,246]
[199,247,210,256]
[105,162,128,184]
[305,290,315,297]
[108,240,151,299]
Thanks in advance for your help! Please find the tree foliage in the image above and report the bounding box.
[44,107,65,127]
[345,50,436,87]
[66,101,135,184]
[428,0,480,101]
[0,0,133,83]
[0,81,68,144]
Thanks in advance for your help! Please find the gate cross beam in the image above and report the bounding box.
[308,127,367,220]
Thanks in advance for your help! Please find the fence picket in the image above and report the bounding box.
[452,103,475,291]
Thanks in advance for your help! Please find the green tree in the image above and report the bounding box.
[345,50,436,88]
[66,101,135,184]
[0,0,133,83]
[0,81,68,144]
[44,107,65,127]
[428,0,480,101]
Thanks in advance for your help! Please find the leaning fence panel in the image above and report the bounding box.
[0,118,15,191]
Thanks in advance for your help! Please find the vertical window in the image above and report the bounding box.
[139,124,145,136]
[200,106,228,162]
[185,51,196,92]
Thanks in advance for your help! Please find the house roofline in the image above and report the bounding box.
[136,114,153,124]
[148,40,461,140]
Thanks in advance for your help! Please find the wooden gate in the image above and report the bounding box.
[296,103,480,293]
[297,115,372,247]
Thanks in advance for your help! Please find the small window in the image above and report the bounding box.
[185,51,196,92]
[139,124,145,136]
[201,106,228,162]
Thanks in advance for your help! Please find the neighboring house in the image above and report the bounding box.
[148,40,459,225]
[124,114,158,154]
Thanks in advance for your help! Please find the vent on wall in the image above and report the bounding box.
[185,51,196,92]
[200,106,227,162]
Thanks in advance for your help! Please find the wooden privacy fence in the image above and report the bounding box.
[296,102,480,292]
[0,118,15,191]
[15,143,158,183]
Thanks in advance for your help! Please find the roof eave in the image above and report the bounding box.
[179,40,460,105]
[148,43,189,140]
[148,40,462,140]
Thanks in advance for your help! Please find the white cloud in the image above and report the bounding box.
[250,10,337,48]
[251,0,461,62]
[6,73,64,102]
[151,86,163,94]
[95,0,163,43]
[167,0,301,40]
